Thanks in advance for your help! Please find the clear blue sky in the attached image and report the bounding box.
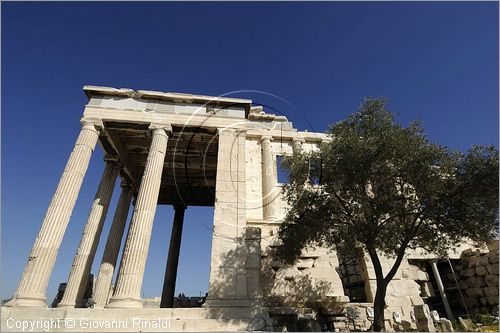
[2,2,498,302]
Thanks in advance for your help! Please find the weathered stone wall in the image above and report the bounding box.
[255,222,347,309]
[446,245,499,315]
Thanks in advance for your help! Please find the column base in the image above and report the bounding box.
[105,296,143,308]
[3,295,47,308]
[265,216,280,223]
[56,302,76,309]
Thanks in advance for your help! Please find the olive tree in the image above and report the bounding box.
[275,98,498,331]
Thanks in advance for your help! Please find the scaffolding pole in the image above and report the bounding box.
[431,261,454,320]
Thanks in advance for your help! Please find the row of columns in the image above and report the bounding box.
[8,120,317,308]
[7,120,182,308]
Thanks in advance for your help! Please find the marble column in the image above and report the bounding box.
[261,135,277,221]
[58,157,119,308]
[107,123,171,308]
[92,179,133,308]
[160,203,187,308]
[5,118,102,308]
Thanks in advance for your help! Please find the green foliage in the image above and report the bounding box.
[276,97,499,266]
[449,319,467,332]
[473,313,498,326]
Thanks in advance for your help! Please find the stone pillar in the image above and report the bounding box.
[414,304,436,332]
[245,227,263,303]
[431,262,454,320]
[160,203,187,308]
[260,135,277,221]
[58,157,119,308]
[6,118,102,307]
[92,179,133,308]
[107,123,171,308]
[206,129,248,307]
[292,137,305,154]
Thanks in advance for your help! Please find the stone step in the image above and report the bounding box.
[1,307,268,332]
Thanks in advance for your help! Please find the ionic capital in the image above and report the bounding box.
[149,123,173,136]
[217,127,238,136]
[260,134,273,142]
[292,136,306,144]
[80,117,103,131]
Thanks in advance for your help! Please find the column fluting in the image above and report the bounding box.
[6,118,102,307]
[106,123,171,308]
[92,179,133,308]
[57,157,119,308]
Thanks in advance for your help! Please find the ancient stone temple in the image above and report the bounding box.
[2,86,498,332]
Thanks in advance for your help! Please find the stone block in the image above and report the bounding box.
[400,320,416,331]
[480,306,490,313]
[485,274,499,287]
[488,253,499,264]
[333,321,346,331]
[486,296,499,306]
[461,268,476,277]
[406,265,429,281]
[470,307,480,315]
[487,240,499,251]
[487,263,499,275]
[458,280,468,290]
[466,257,478,268]
[466,276,485,288]
[458,317,476,331]
[413,304,436,332]
[387,280,421,298]
[484,287,499,296]
[465,287,484,298]
[440,318,454,332]
[385,296,411,308]
[476,266,488,276]
[477,256,490,266]
[296,258,314,269]
[464,297,480,308]
[410,296,424,306]
[420,281,436,297]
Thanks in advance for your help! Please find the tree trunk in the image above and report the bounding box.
[373,280,388,331]
[367,242,408,332]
